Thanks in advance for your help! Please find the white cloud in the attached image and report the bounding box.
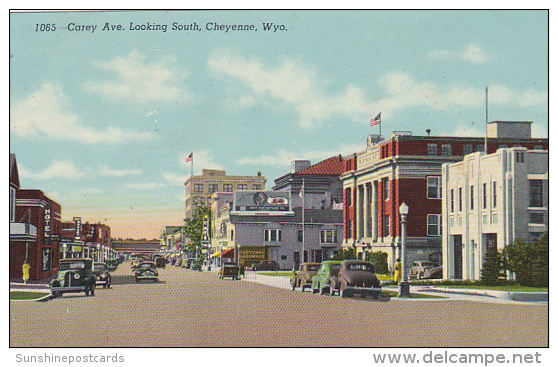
[10,83,153,144]
[83,50,193,104]
[100,166,142,177]
[162,172,188,186]
[19,160,88,180]
[208,50,376,128]
[428,43,488,64]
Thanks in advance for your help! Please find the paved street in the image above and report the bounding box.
[10,262,548,347]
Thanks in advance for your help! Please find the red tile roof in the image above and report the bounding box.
[296,155,345,176]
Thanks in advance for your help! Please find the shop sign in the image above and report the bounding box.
[240,246,267,263]
[233,191,293,215]
[73,217,82,240]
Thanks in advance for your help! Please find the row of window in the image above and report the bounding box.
[347,176,444,204]
[193,183,262,193]
[264,229,339,244]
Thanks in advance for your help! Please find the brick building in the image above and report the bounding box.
[341,122,548,271]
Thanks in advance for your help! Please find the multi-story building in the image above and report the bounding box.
[60,220,113,261]
[184,169,266,220]
[341,122,548,272]
[160,226,184,251]
[210,157,346,269]
[442,147,549,280]
[10,189,62,280]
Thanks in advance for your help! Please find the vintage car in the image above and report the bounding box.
[93,262,112,288]
[134,261,159,282]
[105,259,119,272]
[191,261,202,271]
[329,260,381,298]
[291,262,321,292]
[251,260,280,271]
[311,260,342,295]
[50,258,97,297]
[154,256,166,268]
[422,265,443,279]
[219,262,240,280]
[409,261,437,279]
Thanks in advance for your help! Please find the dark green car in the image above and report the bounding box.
[50,258,97,297]
[311,260,342,295]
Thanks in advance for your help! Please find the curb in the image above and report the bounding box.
[421,286,548,302]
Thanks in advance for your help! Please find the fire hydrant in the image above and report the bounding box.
[22,261,30,284]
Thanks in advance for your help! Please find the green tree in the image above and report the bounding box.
[532,233,549,288]
[480,247,504,285]
[504,233,548,287]
[365,251,389,274]
[183,206,211,258]
[331,248,357,261]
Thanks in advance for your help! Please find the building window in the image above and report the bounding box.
[10,187,16,222]
[529,212,545,224]
[264,229,282,242]
[42,248,52,271]
[534,145,543,150]
[320,230,338,244]
[427,144,438,155]
[492,213,498,224]
[482,215,488,225]
[230,230,234,241]
[470,185,474,210]
[450,217,455,227]
[458,188,463,212]
[483,183,487,209]
[427,215,442,236]
[475,144,485,152]
[208,184,218,193]
[223,184,233,192]
[450,189,455,212]
[194,184,204,193]
[463,144,473,155]
[383,178,390,201]
[515,152,524,163]
[238,184,248,190]
[529,180,543,207]
[252,184,262,190]
[384,215,390,237]
[492,181,497,208]
[297,230,303,242]
[441,144,452,156]
[427,176,442,199]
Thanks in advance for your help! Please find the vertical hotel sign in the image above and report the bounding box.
[73,217,82,241]
[44,203,52,244]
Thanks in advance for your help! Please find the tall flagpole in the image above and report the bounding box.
[485,86,488,154]
[301,178,305,265]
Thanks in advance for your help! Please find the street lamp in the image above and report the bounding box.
[399,203,411,297]
[97,244,101,261]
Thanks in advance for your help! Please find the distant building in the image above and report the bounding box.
[160,226,184,251]
[112,239,160,255]
[60,220,113,261]
[210,157,345,269]
[442,147,549,280]
[184,169,266,220]
[341,122,548,272]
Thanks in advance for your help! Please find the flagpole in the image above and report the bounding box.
[485,86,488,154]
[301,178,305,265]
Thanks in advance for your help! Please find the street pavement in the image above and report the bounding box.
[10,262,548,347]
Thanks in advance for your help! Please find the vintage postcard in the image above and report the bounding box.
[8,8,549,365]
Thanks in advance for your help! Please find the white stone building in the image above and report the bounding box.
[442,147,548,280]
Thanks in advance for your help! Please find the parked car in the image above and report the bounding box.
[311,260,342,295]
[134,261,159,282]
[219,263,240,280]
[50,258,97,297]
[422,265,443,279]
[154,256,166,268]
[291,262,321,292]
[191,261,202,271]
[329,260,381,298]
[409,261,437,279]
[93,262,112,288]
[252,260,280,271]
[105,259,119,272]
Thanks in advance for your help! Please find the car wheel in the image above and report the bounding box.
[320,286,327,295]
[84,288,90,296]
[340,289,351,298]
[329,286,336,296]
[291,281,296,291]
[52,291,60,298]
[90,286,95,296]
[107,279,111,288]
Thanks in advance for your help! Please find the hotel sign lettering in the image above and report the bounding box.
[44,204,52,244]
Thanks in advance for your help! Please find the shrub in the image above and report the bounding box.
[504,233,548,287]
[480,247,505,285]
[366,251,389,274]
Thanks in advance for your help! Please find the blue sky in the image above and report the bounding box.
[9,10,549,238]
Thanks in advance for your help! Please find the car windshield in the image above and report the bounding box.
[140,263,156,269]
[60,261,85,270]
[418,262,435,267]
[346,263,374,272]
[306,264,320,271]
[94,264,106,271]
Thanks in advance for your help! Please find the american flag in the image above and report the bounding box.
[371,113,381,127]
[185,152,193,163]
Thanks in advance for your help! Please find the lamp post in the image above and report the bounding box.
[97,244,101,262]
[399,202,411,297]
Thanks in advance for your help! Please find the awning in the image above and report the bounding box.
[222,249,235,258]
[211,251,221,258]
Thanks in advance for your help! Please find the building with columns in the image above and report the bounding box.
[340,123,548,272]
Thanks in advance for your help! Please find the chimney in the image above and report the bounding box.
[291,160,311,174]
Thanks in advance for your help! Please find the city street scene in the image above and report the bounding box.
[9,8,549,364]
